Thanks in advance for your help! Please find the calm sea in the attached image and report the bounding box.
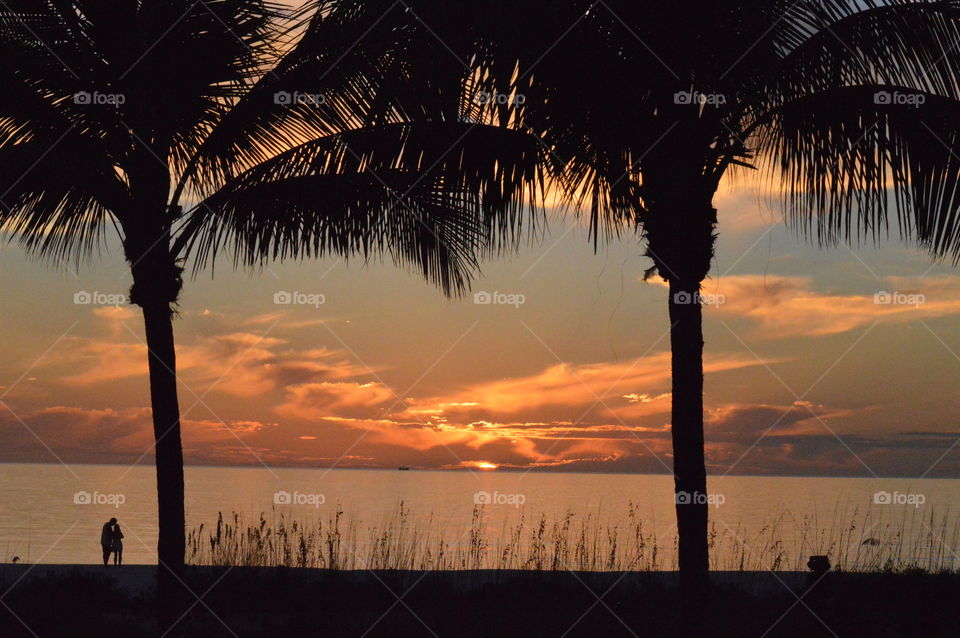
[0,463,956,570]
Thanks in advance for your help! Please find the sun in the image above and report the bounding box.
[476,462,498,471]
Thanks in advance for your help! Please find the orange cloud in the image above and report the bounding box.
[0,404,276,464]
[38,307,373,397]
[402,353,764,424]
[266,354,770,471]
[277,382,396,419]
[10,304,956,476]
[650,275,960,337]
[1,397,955,477]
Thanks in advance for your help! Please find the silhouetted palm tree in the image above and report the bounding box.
[0,0,540,590]
[368,0,960,589]
[515,0,960,588]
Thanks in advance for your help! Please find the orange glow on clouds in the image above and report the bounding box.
[4,267,960,477]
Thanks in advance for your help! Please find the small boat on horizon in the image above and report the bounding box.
[397,466,410,471]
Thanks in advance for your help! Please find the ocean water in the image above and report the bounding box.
[0,463,956,570]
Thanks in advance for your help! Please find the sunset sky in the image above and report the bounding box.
[2,175,959,478]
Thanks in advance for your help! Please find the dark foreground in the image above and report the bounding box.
[1,566,957,637]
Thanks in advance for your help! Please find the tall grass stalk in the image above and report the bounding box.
[187,502,960,572]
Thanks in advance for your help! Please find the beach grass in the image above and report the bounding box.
[186,502,960,573]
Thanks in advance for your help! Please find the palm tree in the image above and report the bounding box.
[0,0,540,589]
[373,0,960,589]
[524,0,960,588]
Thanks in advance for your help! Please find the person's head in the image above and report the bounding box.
[109,517,117,525]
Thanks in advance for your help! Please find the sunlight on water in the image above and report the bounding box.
[0,464,956,571]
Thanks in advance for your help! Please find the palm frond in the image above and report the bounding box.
[179,122,545,294]
[0,136,128,263]
[756,86,960,259]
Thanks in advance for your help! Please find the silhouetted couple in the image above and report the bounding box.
[99,517,124,566]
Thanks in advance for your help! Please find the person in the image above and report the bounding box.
[111,522,124,566]
[100,518,116,566]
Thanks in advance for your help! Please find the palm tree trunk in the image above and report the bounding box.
[668,278,709,590]
[139,298,189,628]
[140,300,186,573]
